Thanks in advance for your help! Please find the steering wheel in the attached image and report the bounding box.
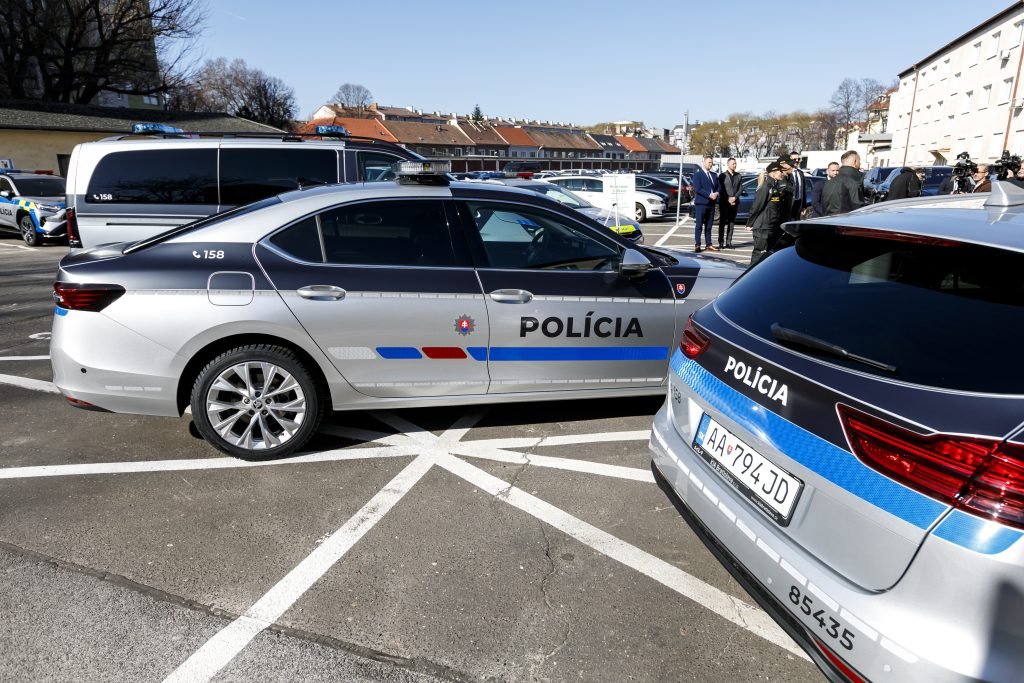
[524,227,546,264]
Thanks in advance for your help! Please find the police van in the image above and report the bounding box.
[64,123,423,249]
[0,171,68,246]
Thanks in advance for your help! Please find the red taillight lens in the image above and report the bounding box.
[813,638,867,683]
[67,207,81,248]
[670,188,678,195]
[839,405,1024,529]
[680,316,710,359]
[53,282,125,312]
[834,227,961,247]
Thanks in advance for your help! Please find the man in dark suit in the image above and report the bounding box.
[717,157,742,249]
[691,155,720,252]
[787,151,807,220]
[812,162,838,217]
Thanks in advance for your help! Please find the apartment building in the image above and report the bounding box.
[889,3,1024,166]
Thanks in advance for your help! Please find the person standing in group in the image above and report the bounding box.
[811,162,838,217]
[691,155,720,252]
[717,157,742,249]
[821,150,865,215]
[787,151,807,220]
[885,167,922,200]
[748,161,789,268]
[1009,165,1024,188]
[971,164,992,193]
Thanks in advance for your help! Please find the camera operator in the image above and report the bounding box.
[971,164,991,193]
[1009,165,1024,188]
[943,152,977,194]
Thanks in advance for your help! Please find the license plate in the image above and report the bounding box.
[692,413,803,526]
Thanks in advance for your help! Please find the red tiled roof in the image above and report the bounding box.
[458,121,509,146]
[494,126,540,147]
[380,120,475,146]
[525,129,601,151]
[295,116,398,142]
[615,135,647,153]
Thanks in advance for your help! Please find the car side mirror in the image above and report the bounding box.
[0,191,9,198]
[619,248,652,279]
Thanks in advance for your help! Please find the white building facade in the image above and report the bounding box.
[889,3,1024,167]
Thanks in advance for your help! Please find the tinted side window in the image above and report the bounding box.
[269,216,323,263]
[0,177,12,193]
[319,200,457,267]
[358,153,402,182]
[86,149,217,204]
[466,201,620,271]
[221,148,337,205]
[583,179,603,192]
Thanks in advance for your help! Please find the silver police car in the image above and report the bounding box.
[650,185,1024,682]
[52,162,740,459]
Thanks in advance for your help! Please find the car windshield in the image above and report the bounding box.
[716,232,1024,393]
[124,196,282,254]
[13,176,65,196]
[530,184,592,209]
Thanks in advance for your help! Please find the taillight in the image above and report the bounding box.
[839,405,1024,529]
[834,227,961,247]
[67,207,81,248]
[670,188,678,195]
[680,316,710,359]
[53,282,125,312]
[813,638,867,683]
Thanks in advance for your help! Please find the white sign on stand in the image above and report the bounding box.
[601,173,636,226]
[0,159,14,170]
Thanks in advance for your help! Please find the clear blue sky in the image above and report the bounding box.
[196,0,1012,129]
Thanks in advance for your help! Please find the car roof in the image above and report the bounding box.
[787,181,1024,253]
[0,172,59,179]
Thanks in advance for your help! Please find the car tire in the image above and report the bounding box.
[190,344,325,460]
[19,215,39,247]
[635,203,647,223]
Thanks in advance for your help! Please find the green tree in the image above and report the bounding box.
[471,104,483,121]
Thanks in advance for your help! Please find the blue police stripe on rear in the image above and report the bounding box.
[488,346,669,362]
[671,350,947,531]
[932,509,1021,555]
[375,347,423,359]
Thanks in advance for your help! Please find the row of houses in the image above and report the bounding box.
[299,103,678,171]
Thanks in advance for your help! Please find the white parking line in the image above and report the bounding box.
[453,445,655,482]
[436,453,806,660]
[0,355,50,361]
[0,373,58,394]
[162,454,435,683]
[654,222,685,247]
[0,243,34,251]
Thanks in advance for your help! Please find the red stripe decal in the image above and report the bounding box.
[422,347,468,359]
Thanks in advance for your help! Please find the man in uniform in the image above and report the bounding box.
[747,161,790,268]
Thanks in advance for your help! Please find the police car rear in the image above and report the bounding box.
[650,186,1024,682]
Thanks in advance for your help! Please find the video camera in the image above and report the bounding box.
[990,150,1023,180]
[951,151,977,181]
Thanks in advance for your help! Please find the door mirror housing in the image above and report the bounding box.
[619,248,652,279]
[0,191,9,198]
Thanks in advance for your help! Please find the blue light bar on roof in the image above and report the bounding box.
[315,125,350,136]
[132,122,185,134]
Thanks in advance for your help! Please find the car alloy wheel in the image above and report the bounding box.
[191,344,324,459]
[635,203,647,223]
[20,215,39,247]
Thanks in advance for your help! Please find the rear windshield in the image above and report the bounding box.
[715,233,1024,393]
[123,196,281,254]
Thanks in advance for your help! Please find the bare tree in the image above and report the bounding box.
[0,0,205,103]
[830,78,863,145]
[168,58,296,130]
[331,83,372,115]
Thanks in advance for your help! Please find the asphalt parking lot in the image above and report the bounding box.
[0,227,817,682]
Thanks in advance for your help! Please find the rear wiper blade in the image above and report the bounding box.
[770,323,898,374]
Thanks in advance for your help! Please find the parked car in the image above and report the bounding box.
[651,184,1024,683]
[875,166,954,201]
[636,174,690,209]
[862,166,898,202]
[0,171,68,246]
[65,126,422,249]
[542,175,665,222]
[471,177,644,242]
[51,162,741,459]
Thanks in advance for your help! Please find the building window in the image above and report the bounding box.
[1003,78,1015,103]
[982,85,992,108]
[973,41,982,64]
[1016,20,1024,46]
[964,90,974,113]
[993,31,1002,57]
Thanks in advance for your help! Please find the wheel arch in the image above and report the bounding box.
[176,333,332,415]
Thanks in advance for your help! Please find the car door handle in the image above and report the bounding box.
[297,285,346,301]
[489,289,533,304]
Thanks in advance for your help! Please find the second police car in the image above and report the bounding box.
[0,171,68,246]
[51,161,740,459]
[650,185,1024,683]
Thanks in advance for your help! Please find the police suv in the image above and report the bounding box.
[651,185,1024,682]
[0,171,67,246]
[51,161,740,459]
[64,123,422,249]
